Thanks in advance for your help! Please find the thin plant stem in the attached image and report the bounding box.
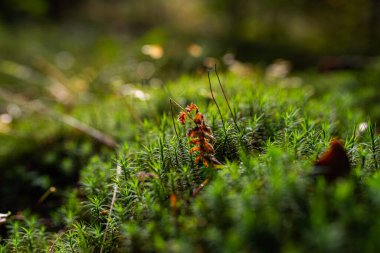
[214,64,240,132]
[208,70,227,135]
[169,97,194,121]
[369,121,379,170]
[208,70,228,157]
[192,178,209,197]
[36,186,57,206]
[169,99,180,140]
[169,99,181,166]
[100,163,122,253]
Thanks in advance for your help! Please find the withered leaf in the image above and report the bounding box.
[178,112,187,125]
[194,113,204,125]
[190,146,201,154]
[189,138,201,145]
[203,142,214,154]
[186,103,198,113]
[188,127,201,138]
[194,154,204,164]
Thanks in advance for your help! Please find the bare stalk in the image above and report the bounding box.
[37,187,57,205]
[169,99,181,166]
[369,121,379,170]
[192,178,210,197]
[100,163,122,253]
[214,65,240,132]
[169,97,194,121]
[208,70,227,135]
[169,99,180,140]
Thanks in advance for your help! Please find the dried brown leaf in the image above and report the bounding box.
[178,112,187,125]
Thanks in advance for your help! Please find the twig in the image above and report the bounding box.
[0,87,118,149]
[214,64,240,132]
[192,178,209,197]
[100,163,122,253]
[57,113,118,149]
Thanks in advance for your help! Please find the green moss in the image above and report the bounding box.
[1,71,380,252]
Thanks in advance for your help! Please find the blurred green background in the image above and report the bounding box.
[1,0,380,212]
[1,0,380,71]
